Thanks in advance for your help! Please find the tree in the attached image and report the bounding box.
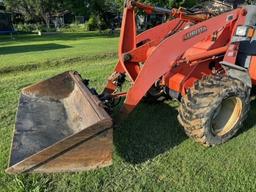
[4,0,63,28]
[4,0,198,31]
[62,0,91,19]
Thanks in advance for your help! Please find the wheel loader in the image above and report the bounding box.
[6,0,256,173]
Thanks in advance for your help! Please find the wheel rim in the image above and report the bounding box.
[211,97,243,137]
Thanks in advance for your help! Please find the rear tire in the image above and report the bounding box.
[178,75,250,146]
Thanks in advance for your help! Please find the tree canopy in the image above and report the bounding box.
[4,0,197,27]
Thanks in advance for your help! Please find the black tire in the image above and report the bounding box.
[178,75,250,146]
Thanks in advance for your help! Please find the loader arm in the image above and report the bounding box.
[121,8,245,114]
[104,1,211,94]
[103,1,246,115]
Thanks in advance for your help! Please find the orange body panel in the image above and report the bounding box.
[249,56,256,85]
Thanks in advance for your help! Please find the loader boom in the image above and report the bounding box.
[103,0,212,94]
[103,2,247,114]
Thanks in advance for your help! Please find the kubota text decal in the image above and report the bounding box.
[184,26,208,40]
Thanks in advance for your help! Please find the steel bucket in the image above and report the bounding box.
[6,71,113,174]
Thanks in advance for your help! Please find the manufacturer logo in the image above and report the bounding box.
[184,26,208,41]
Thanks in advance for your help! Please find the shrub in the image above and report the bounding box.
[14,23,56,33]
[14,23,38,33]
[60,24,87,33]
[86,16,98,31]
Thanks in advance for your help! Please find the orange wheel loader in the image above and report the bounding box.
[6,1,256,173]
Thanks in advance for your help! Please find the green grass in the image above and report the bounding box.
[1,32,256,192]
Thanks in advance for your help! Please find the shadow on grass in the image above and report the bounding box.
[239,98,256,134]
[0,52,116,75]
[114,98,256,164]
[114,102,187,164]
[0,32,118,45]
[0,43,71,55]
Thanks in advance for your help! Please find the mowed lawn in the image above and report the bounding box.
[0,32,256,192]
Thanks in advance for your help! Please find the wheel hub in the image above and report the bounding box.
[212,97,243,137]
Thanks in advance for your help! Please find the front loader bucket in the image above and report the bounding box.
[6,71,113,174]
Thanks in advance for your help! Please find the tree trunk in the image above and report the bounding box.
[41,12,50,31]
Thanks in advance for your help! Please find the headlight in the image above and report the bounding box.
[235,26,248,37]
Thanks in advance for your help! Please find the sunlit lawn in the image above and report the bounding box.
[0,32,256,192]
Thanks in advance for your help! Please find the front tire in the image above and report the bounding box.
[178,75,250,146]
